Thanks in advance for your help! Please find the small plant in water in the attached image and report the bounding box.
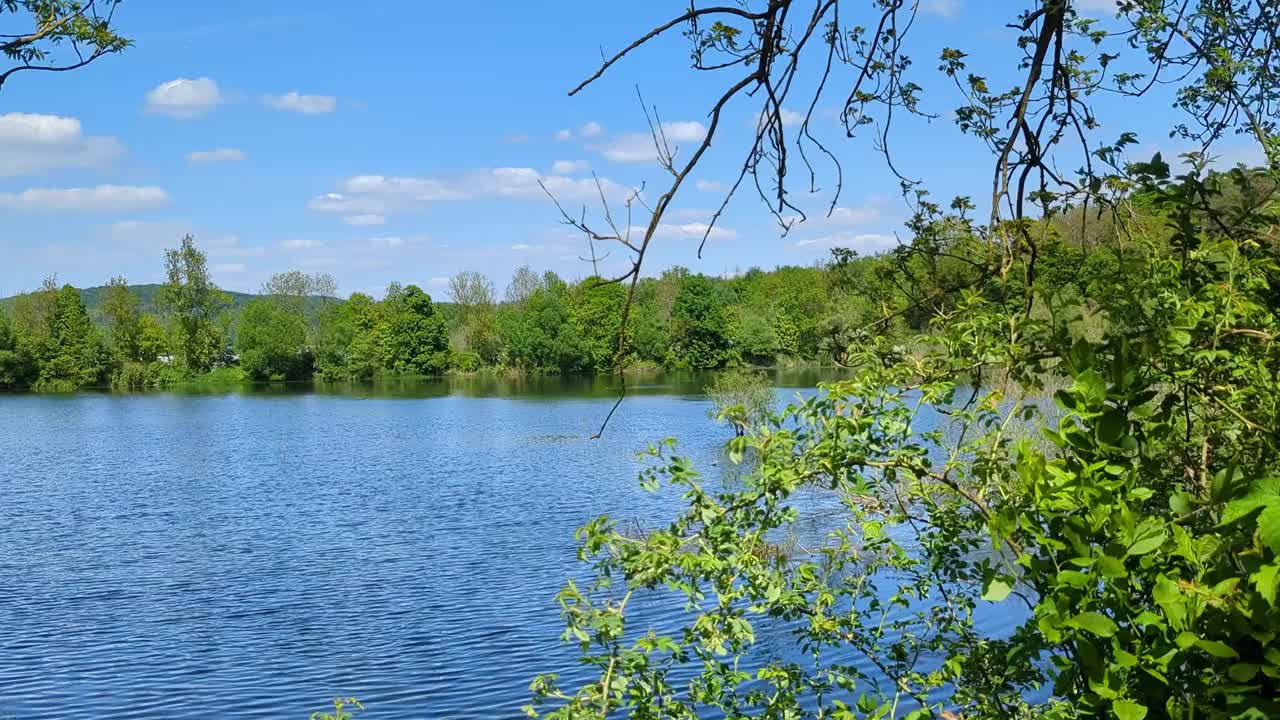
[705,369,774,436]
[310,697,362,720]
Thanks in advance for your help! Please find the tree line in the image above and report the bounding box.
[0,230,981,390]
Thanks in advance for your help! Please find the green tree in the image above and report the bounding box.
[569,278,628,371]
[0,0,130,93]
[666,274,731,369]
[237,299,311,381]
[10,274,58,357]
[380,283,449,376]
[102,275,142,362]
[316,292,383,380]
[0,311,36,389]
[157,235,230,373]
[501,272,585,372]
[36,285,107,390]
[448,270,501,364]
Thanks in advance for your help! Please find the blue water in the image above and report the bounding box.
[0,373,1016,719]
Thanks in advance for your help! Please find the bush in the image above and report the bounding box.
[704,369,774,435]
[530,165,1280,719]
[450,350,483,373]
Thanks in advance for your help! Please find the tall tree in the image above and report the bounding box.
[504,265,543,306]
[157,235,230,373]
[569,278,628,371]
[448,270,500,364]
[37,284,106,390]
[237,299,310,381]
[380,284,449,376]
[101,275,141,362]
[0,311,35,389]
[315,292,382,380]
[10,274,59,354]
[667,274,731,369]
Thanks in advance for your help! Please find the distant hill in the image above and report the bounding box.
[0,283,460,327]
[2,284,298,326]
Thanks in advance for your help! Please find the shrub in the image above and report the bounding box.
[704,369,774,435]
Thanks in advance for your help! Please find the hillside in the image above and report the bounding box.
[0,283,461,327]
[0,284,262,325]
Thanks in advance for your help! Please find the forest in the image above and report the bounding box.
[0,228,959,390]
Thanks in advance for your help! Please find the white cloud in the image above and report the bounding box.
[369,236,405,248]
[146,77,223,118]
[599,121,708,164]
[511,243,534,251]
[309,168,630,215]
[636,222,738,241]
[429,276,449,287]
[669,222,736,240]
[343,213,386,226]
[0,112,124,177]
[695,179,724,192]
[756,108,804,127]
[186,147,246,164]
[579,121,604,138]
[212,263,246,273]
[262,91,338,115]
[554,129,573,141]
[0,185,168,212]
[920,0,960,17]
[551,159,590,174]
[825,205,882,225]
[280,239,323,249]
[662,121,707,142]
[793,232,897,253]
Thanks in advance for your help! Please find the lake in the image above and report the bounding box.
[0,371,1013,719]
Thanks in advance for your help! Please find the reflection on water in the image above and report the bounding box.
[163,368,854,400]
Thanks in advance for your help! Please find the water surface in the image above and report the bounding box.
[0,371,1011,718]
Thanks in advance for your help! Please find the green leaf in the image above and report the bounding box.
[1196,639,1239,659]
[1113,700,1148,720]
[1057,570,1091,588]
[1127,521,1167,557]
[1228,663,1260,682]
[1252,563,1279,607]
[983,578,1013,602]
[1155,575,1187,630]
[1096,409,1127,446]
[1169,490,1195,515]
[1258,505,1280,553]
[1073,368,1107,409]
[1066,611,1118,638]
[1096,555,1127,579]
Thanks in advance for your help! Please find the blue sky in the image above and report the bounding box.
[0,0,1264,298]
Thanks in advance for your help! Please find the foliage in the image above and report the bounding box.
[309,697,362,720]
[704,369,774,436]
[102,275,142,362]
[35,284,108,391]
[570,278,629,372]
[237,299,312,381]
[667,274,733,370]
[379,283,450,376]
[527,161,1280,720]
[449,270,502,364]
[0,311,35,388]
[502,272,587,372]
[0,0,130,92]
[157,235,230,373]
